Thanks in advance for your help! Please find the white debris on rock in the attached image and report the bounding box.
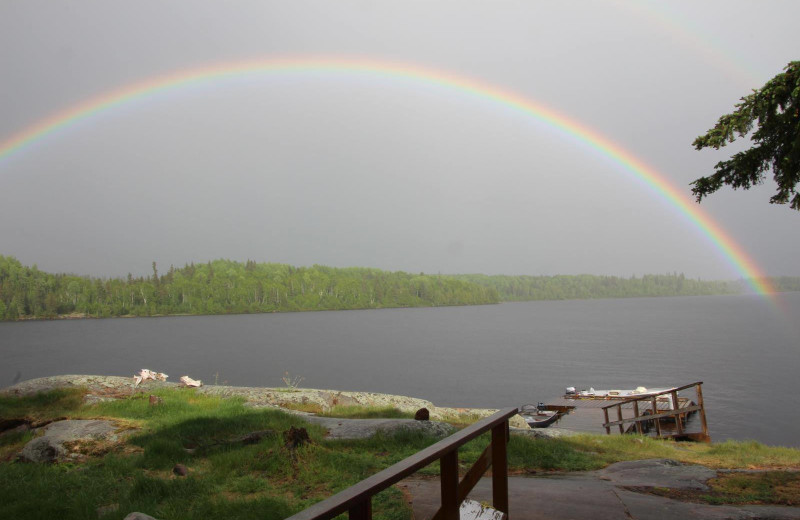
[460,499,506,520]
[133,369,168,387]
[179,376,202,387]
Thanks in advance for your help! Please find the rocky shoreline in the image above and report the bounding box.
[5,376,800,519]
[0,374,531,429]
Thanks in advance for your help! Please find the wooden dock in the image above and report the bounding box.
[539,382,709,442]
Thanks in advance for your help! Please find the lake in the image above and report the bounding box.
[2,293,799,446]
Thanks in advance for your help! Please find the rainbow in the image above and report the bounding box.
[0,57,778,295]
[618,1,762,87]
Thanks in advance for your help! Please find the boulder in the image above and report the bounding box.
[19,419,131,463]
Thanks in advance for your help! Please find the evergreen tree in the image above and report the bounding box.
[693,61,800,209]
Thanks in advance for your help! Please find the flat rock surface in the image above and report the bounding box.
[593,458,717,490]
[511,427,576,439]
[304,416,455,440]
[2,375,169,397]
[400,459,800,520]
[1,375,529,428]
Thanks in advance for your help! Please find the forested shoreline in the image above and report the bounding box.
[0,256,499,320]
[454,273,743,300]
[462,273,800,300]
[1,255,798,321]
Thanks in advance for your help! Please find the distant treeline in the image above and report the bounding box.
[457,273,800,301]
[451,273,746,301]
[1,255,798,321]
[769,276,800,292]
[0,256,499,320]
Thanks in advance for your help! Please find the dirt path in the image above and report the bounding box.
[400,459,800,520]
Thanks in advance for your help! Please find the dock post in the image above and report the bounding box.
[633,400,643,434]
[671,391,683,435]
[651,397,662,437]
[696,383,709,439]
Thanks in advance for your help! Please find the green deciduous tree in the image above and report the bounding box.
[692,61,800,210]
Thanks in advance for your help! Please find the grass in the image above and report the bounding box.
[278,404,416,418]
[0,388,418,520]
[705,471,800,505]
[2,388,800,519]
[437,412,494,428]
[0,387,84,421]
[277,402,324,414]
[0,429,36,461]
[539,434,800,471]
[320,405,415,420]
[642,471,800,506]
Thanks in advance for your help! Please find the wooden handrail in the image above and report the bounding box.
[285,407,518,520]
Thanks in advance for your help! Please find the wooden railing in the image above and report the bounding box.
[601,382,709,442]
[285,407,519,520]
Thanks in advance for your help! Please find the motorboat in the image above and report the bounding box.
[518,403,562,428]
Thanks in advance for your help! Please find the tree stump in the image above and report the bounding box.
[283,426,310,449]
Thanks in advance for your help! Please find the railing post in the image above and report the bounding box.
[491,421,509,516]
[440,450,459,520]
[616,405,624,434]
[603,407,610,434]
[349,499,371,520]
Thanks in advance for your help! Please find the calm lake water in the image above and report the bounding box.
[2,293,799,446]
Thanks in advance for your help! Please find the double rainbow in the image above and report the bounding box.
[0,57,777,296]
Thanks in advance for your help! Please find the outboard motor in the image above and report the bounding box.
[565,386,576,395]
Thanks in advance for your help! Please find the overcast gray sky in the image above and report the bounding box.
[1,0,798,280]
